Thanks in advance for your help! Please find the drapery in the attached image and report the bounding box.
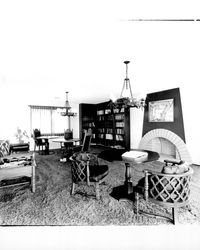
[29,106,67,135]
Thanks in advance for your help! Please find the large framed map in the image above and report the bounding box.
[149,99,174,122]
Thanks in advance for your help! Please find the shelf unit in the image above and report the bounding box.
[96,101,113,147]
[79,101,130,149]
[79,103,96,143]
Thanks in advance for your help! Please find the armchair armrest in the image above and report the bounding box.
[143,167,193,178]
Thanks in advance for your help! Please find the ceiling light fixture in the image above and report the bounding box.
[112,61,146,109]
[60,91,77,117]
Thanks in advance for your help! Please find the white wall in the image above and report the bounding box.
[130,108,144,149]
[180,88,200,164]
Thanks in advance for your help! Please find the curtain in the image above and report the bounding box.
[52,109,67,133]
[30,106,67,135]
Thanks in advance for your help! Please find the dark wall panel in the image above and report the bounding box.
[142,88,185,142]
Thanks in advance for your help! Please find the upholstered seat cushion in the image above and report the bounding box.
[89,165,109,182]
[10,143,30,153]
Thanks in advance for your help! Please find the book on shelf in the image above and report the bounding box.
[115,122,124,127]
[105,109,111,114]
[116,128,124,134]
[105,115,113,121]
[97,110,104,115]
[116,135,124,141]
[83,122,95,128]
[115,114,125,120]
[97,116,105,121]
[98,128,105,133]
[105,134,113,140]
[113,107,125,113]
[98,134,104,139]
[82,116,94,121]
[106,128,113,134]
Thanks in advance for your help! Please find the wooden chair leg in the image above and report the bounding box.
[71,182,75,195]
[31,165,36,193]
[95,182,100,200]
[135,192,139,219]
[186,204,192,213]
[172,206,178,225]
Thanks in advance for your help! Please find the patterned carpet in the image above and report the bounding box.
[0,148,200,226]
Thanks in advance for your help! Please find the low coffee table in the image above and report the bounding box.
[98,148,159,201]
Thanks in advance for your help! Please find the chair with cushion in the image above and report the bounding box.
[33,129,46,154]
[69,152,109,200]
[71,129,92,154]
[134,159,193,224]
[60,129,92,161]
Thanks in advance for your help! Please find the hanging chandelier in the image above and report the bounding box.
[112,61,146,109]
[60,91,77,117]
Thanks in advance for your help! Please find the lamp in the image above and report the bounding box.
[61,92,77,117]
[112,61,146,109]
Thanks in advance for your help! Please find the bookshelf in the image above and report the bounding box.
[79,103,96,143]
[113,105,130,149]
[79,101,130,149]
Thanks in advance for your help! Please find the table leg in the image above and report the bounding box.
[124,162,133,194]
[64,142,74,161]
[44,139,49,155]
[110,162,133,201]
[32,162,36,193]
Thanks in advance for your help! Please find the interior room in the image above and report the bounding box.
[0,0,200,249]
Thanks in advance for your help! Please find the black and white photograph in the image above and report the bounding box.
[0,0,200,249]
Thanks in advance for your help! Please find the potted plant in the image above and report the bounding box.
[15,127,29,143]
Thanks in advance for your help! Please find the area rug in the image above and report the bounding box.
[0,150,200,226]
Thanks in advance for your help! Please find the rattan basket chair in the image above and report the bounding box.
[134,161,193,224]
[69,153,109,200]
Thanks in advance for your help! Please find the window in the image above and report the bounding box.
[29,105,67,135]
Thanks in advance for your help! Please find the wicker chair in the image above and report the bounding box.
[134,160,193,224]
[69,152,109,200]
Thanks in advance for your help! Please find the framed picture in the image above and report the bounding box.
[149,99,174,122]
